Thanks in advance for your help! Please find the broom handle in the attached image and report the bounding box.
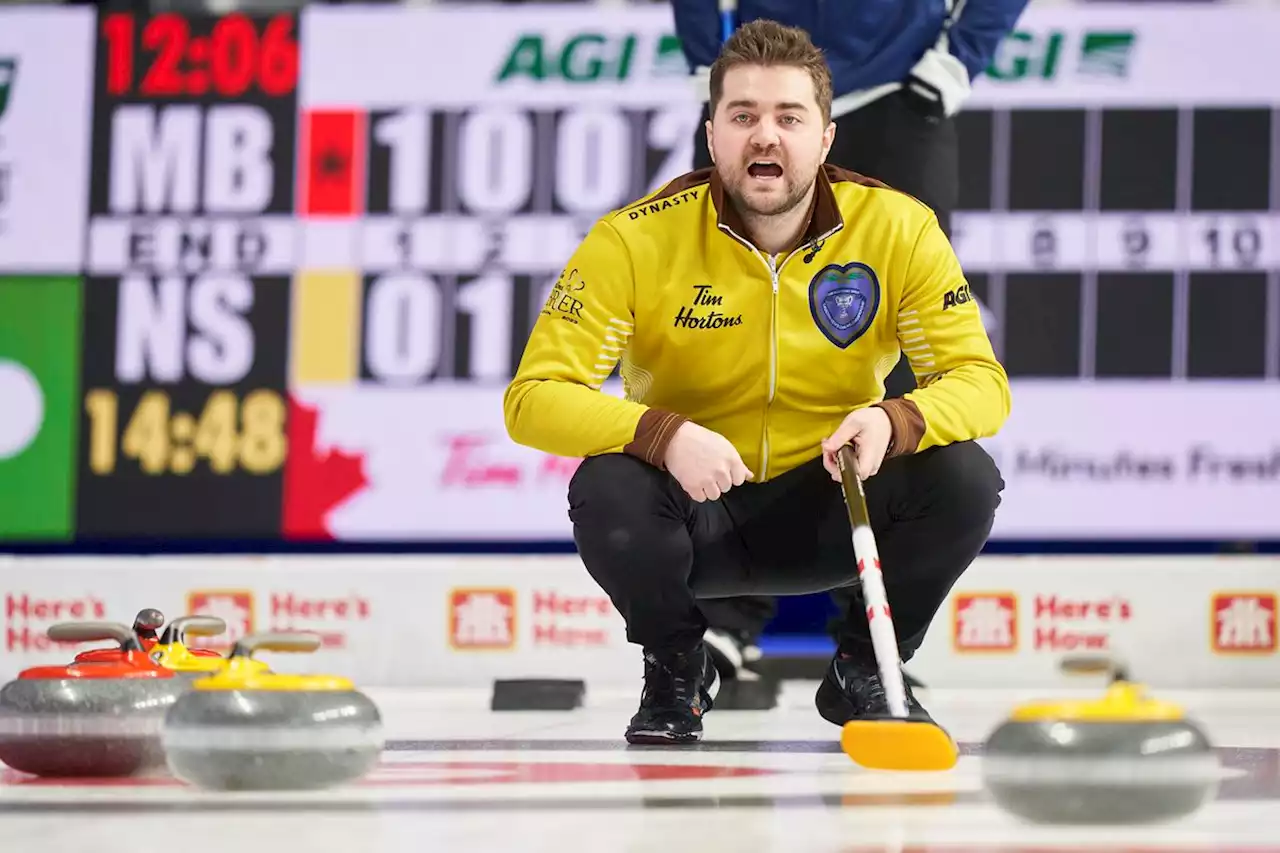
[836,444,909,719]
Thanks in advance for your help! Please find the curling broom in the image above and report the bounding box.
[835,443,959,772]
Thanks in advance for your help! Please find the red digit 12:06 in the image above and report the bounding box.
[101,12,298,98]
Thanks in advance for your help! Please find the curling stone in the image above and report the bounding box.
[162,632,384,791]
[149,616,253,679]
[75,608,167,662]
[0,622,184,777]
[982,659,1219,824]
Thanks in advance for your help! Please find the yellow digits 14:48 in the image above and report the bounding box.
[84,388,288,476]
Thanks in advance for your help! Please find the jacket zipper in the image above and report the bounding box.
[717,222,841,480]
[761,256,780,480]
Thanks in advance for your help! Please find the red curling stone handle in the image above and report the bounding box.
[47,621,143,652]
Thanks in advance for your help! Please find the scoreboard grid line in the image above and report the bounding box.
[1080,108,1103,379]
[954,105,1280,381]
[1269,106,1280,380]
[988,108,1011,361]
[1172,107,1194,380]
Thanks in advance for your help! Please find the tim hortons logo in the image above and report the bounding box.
[952,592,1017,652]
[187,590,254,649]
[673,284,744,330]
[1211,592,1277,654]
[440,433,580,488]
[449,588,516,650]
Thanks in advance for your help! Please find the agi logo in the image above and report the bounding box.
[942,283,973,310]
[186,589,254,650]
[953,592,1018,652]
[449,588,517,650]
[1211,592,1277,654]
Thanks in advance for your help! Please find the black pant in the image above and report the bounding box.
[693,92,963,642]
[567,442,1003,664]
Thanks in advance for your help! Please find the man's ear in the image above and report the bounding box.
[821,120,836,162]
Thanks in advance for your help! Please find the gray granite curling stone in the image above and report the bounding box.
[982,681,1220,824]
[162,632,384,791]
[0,622,185,777]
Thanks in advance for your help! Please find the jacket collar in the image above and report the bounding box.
[708,163,844,254]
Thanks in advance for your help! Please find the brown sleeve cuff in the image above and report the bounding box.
[623,408,689,469]
[874,399,925,458]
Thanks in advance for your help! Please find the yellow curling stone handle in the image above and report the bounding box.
[151,616,236,672]
[192,631,355,692]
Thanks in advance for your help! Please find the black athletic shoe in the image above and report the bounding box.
[625,643,720,744]
[814,654,934,727]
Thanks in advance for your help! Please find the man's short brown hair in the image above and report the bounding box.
[709,20,834,124]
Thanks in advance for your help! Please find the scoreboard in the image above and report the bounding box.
[80,11,299,538]
[952,106,1278,380]
[291,103,693,385]
[0,3,1277,544]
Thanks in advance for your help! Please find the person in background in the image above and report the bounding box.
[670,0,1028,681]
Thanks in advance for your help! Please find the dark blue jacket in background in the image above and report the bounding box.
[671,0,1031,109]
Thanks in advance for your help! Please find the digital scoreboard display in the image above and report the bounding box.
[951,106,1277,380]
[78,12,299,538]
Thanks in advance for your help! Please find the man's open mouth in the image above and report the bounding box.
[747,160,784,179]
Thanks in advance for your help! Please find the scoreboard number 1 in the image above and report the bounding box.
[1204,222,1262,269]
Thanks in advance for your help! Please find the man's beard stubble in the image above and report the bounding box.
[720,160,817,220]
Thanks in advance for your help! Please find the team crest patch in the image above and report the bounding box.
[808,262,880,348]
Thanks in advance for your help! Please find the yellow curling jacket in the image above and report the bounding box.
[503,165,1010,482]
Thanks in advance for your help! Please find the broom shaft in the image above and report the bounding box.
[837,445,909,718]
